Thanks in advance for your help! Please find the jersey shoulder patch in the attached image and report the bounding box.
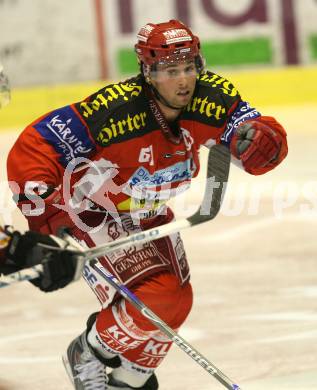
[74,75,156,146]
[33,105,96,167]
[75,76,143,123]
[182,71,240,127]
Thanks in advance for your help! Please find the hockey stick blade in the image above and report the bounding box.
[188,143,230,225]
[91,259,242,389]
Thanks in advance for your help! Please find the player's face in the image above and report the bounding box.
[150,60,197,108]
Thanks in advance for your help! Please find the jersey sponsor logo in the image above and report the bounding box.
[200,73,238,97]
[80,82,143,119]
[186,95,226,120]
[117,196,164,212]
[137,24,155,42]
[99,325,143,352]
[163,28,192,44]
[143,339,170,356]
[107,220,129,240]
[83,265,110,304]
[175,236,188,272]
[34,106,95,167]
[106,243,160,276]
[136,339,171,368]
[221,100,261,145]
[116,302,149,340]
[138,145,154,165]
[129,159,192,187]
[96,111,147,146]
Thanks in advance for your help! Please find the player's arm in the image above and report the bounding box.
[221,100,288,175]
[7,103,97,234]
[0,226,77,292]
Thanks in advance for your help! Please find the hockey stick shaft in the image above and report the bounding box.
[0,265,43,288]
[91,259,241,390]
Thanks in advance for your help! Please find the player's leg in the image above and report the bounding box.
[108,274,193,388]
[64,272,193,389]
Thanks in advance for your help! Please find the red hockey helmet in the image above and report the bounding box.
[135,19,203,71]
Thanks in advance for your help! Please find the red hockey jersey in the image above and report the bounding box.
[7,71,287,230]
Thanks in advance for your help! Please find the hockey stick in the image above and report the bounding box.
[0,144,230,288]
[0,264,43,288]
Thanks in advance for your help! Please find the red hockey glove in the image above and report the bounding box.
[230,120,283,174]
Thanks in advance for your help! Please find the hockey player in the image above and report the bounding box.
[0,226,78,291]
[7,20,288,389]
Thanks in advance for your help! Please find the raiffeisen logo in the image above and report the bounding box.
[163,28,192,44]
